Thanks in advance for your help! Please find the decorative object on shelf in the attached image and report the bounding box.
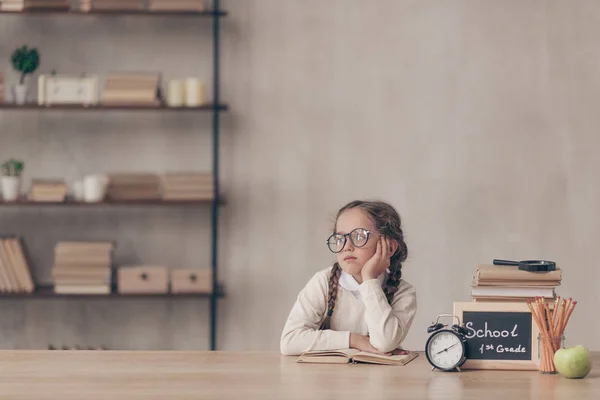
[167,79,184,107]
[38,73,99,106]
[171,268,212,294]
[83,173,109,202]
[118,265,169,294]
[166,78,206,107]
[184,77,206,106]
[10,45,40,105]
[1,158,24,201]
[71,179,85,201]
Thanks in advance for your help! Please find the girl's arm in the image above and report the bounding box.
[358,279,417,353]
[280,270,349,356]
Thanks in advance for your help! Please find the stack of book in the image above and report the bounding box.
[0,0,24,11]
[28,179,67,202]
[106,173,162,201]
[91,0,142,11]
[0,0,69,10]
[102,72,161,106]
[0,236,34,293]
[52,241,114,294]
[471,264,562,303]
[161,172,213,201]
[147,0,206,11]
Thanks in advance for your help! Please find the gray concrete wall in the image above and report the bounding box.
[1,0,598,351]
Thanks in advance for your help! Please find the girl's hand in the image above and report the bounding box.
[350,333,391,355]
[361,236,391,282]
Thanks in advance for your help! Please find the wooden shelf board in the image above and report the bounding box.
[0,198,222,207]
[0,9,228,17]
[0,103,228,112]
[0,285,225,298]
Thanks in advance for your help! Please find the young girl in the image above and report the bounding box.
[280,200,417,356]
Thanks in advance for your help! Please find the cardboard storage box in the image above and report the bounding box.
[171,269,212,294]
[118,266,168,294]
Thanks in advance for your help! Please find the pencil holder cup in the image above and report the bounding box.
[538,334,565,374]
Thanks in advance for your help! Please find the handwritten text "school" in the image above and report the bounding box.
[465,322,519,339]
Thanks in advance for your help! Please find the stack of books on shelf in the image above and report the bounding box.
[161,172,213,201]
[0,236,34,293]
[52,241,114,294]
[0,0,69,11]
[102,72,161,106]
[90,0,142,11]
[0,0,24,11]
[28,179,67,202]
[106,173,162,201]
[471,263,562,304]
[148,0,206,11]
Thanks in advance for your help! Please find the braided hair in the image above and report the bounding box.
[318,200,408,330]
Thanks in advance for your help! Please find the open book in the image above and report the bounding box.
[297,348,419,366]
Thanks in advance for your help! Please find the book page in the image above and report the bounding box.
[301,348,359,357]
[353,351,419,365]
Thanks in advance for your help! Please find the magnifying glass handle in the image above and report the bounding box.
[493,259,518,266]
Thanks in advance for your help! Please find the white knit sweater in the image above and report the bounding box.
[280,266,417,355]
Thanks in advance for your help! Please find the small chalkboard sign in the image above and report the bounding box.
[453,302,540,370]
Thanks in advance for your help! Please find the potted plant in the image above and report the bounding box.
[11,45,40,105]
[1,158,24,202]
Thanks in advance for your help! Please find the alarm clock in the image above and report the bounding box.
[425,314,468,372]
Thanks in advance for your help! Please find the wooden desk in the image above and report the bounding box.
[0,351,598,399]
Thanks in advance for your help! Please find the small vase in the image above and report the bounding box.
[1,176,21,202]
[13,83,27,105]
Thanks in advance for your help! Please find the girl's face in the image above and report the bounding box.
[334,207,380,278]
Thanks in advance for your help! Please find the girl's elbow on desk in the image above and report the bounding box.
[370,332,405,353]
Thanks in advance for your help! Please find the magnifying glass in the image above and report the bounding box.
[493,259,556,272]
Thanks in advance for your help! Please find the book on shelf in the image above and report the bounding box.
[297,348,419,366]
[52,240,114,294]
[161,172,214,200]
[0,236,35,293]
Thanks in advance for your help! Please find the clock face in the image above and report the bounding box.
[426,330,465,370]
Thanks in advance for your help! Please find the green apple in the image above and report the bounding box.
[554,345,592,379]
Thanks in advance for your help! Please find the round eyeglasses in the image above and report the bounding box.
[326,228,373,253]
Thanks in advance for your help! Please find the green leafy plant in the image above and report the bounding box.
[1,159,25,177]
[11,45,40,85]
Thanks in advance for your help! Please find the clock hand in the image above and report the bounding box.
[435,343,458,355]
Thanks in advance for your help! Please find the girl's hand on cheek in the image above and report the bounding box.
[361,236,391,282]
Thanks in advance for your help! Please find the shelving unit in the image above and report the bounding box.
[0,1,227,350]
[0,9,228,17]
[0,198,222,207]
[0,285,225,298]
[0,103,228,111]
